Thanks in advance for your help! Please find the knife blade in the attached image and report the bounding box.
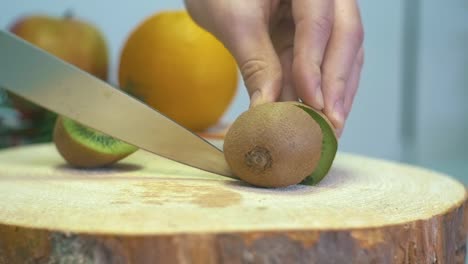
[0,30,234,178]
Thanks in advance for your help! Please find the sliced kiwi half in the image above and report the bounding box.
[295,104,338,185]
[223,102,337,188]
[53,116,138,168]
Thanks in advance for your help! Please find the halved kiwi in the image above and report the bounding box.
[223,102,337,188]
[53,116,138,168]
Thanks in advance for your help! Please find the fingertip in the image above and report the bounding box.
[292,59,325,111]
[333,99,345,121]
[323,98,345,136]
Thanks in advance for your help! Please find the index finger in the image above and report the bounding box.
[291,0,334,110]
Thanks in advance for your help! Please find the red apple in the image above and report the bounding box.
[8,12,109,115]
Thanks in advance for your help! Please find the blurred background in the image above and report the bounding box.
[1,0,467,183]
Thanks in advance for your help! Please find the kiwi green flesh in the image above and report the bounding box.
[61,117,137,155]
[295,105,338,185]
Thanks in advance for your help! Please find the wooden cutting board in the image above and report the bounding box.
[0,143,466,263]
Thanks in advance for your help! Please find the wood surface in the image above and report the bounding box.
[0,142,466,263]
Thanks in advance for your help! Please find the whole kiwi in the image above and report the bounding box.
[53,116,138,168]
[223,102,337,188]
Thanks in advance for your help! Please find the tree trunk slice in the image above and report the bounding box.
[0,143,466,264]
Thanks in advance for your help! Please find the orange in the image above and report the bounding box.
[118,11,238,132]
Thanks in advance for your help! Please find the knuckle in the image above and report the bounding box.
[354,25,365,45]
[295,14,333,38]
[335,75,348,86]
[240,58,282,97]
[239,58,270,84]
[310,15,333,37]
[345,24,365,47]
[324,72,347,90]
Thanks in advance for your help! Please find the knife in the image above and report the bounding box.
[0,30,234,178]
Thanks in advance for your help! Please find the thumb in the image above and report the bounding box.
[222,25,282,108]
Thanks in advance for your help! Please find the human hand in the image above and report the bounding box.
[184,0,364,136]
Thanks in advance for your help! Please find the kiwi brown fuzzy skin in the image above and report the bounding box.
[223,102,324,188]
[53,116,136,168]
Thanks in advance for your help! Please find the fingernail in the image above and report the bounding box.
[315,87,324,109]
[333,99,345,127]
[249,90,263,108]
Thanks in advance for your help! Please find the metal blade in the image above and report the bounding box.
[0,30,233,177]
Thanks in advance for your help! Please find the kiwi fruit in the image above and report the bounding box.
[223,102,337,188]
[53,116,138,168]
